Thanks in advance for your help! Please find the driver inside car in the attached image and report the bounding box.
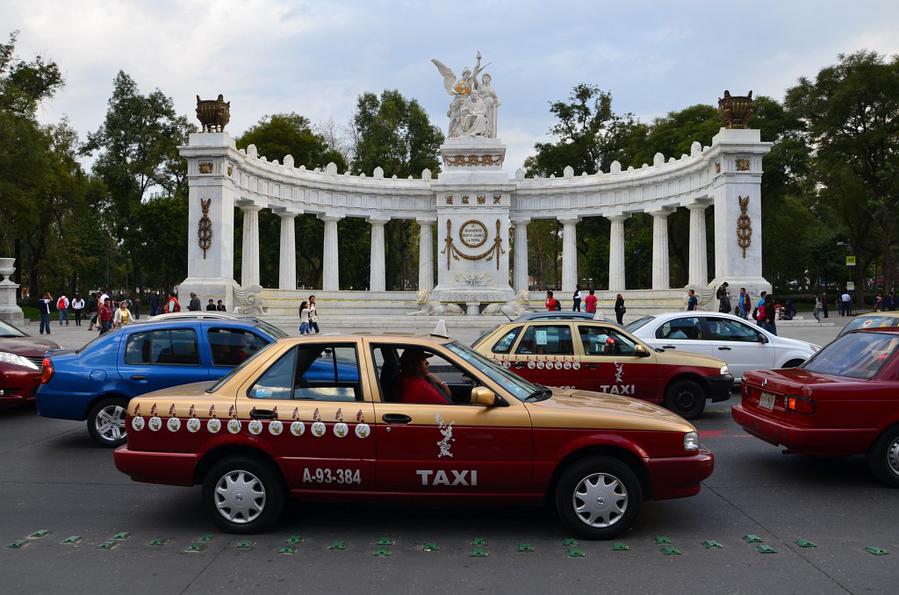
[396,349,452,405]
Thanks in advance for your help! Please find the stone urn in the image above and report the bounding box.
[0,257,15,283]
[718,90,753,129]
[195,95,231,133]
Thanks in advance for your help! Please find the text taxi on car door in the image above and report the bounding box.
[114,332,714,539]
[472,320,734,419]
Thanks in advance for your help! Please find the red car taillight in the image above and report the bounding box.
[40,358,53,384]
[786,394,814,414]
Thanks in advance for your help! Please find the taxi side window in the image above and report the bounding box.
[704,318,760,342]
[579,326,637,356]
[515,325,574,355]
[492,326,523,353]
[249,344,362,401]
[371,344,481,405]
[657,317,703,340]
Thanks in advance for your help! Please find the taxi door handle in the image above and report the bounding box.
[661,345,676,350]
[584,364,599,370]
[382,413,413,425]
[250,408,276,420]
[718,346,732,351]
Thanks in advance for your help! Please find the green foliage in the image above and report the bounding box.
[240,113,346,171]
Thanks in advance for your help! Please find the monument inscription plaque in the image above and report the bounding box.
[460,220,488,248]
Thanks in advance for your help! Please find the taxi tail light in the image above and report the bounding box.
[40,358,53,384]
[786,394,814,414]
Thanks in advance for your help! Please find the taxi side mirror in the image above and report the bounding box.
[470,387,496,407]
[634,344,651,357]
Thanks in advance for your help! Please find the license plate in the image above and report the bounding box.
[758,391,776,410]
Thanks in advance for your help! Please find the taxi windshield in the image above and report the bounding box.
[445,341,542,402]
[206,341,277,392]
[803,332,899,379]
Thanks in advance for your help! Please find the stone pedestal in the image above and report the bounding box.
[0,258,25,326]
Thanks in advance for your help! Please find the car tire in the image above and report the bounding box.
[664,378,706,419]
[202,455,286,534]
[86,397,129,447]
[554,456,642,540]
[866,426,899,488]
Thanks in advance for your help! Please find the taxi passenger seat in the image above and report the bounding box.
[378,349,401,402]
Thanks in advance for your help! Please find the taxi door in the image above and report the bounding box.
[366,340,534,496]
[575,324,659,400]
[232,340,377,493]
[502,323,579,389]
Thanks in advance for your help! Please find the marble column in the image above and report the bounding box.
[277,211,299,290]
[560,217,579,293]
[369,218,388,292]
[320,214,342,291]
[608,214,629,292]
[240,204,262,287]
[650,209,671,290]
[511,217,530,292]
[417,218,436,291]
[688,203,708,287]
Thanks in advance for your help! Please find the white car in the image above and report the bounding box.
[625,311,819,382]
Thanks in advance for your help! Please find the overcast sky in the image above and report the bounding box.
[4,0,898,172]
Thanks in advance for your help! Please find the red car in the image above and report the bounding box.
[732,328,899,486]
[0,319,60,407]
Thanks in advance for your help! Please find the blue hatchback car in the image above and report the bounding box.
[37,317,287,446]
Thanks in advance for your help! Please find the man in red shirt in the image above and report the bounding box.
[396,350,451,405]
[98,298,113,334]
[584,288,597,314]
[545,290,559,312]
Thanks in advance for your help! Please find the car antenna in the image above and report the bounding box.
[431,319,449,338]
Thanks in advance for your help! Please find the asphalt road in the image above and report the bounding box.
[3,316,896,594]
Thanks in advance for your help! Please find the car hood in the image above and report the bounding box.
[525,388,694,433]
[0,336,61,356]
[653,349,725,369]
[772,336,817,352]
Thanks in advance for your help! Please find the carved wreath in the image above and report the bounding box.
[441,219,506,270]
[736,195,752,258]
[198,198,213,258]
[444,154,503,167]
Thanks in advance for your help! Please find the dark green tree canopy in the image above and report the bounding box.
[238,113,346,171]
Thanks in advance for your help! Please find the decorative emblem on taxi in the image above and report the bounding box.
[527,360,535,369]
[290,407,305,436]
[131,403,145,432]
[355,409,371,439]
[436,413,455,458]
[248,416,263,436]
[536,360,544,369]
[311,408,327,438]
[269,406,283,436]
[334,408,349,438]
[573,362,581,370]
[207,404,222,433]
[227,405,241,434]
[614,362,625,384]
[167,404,181,432]
[148,403,162,432]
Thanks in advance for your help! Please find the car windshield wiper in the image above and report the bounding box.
[525,383,553,402]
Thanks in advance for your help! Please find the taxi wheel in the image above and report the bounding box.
[867,426,899,488]
[86,397,128,447]
[663,379,706,419]
[555,456,642,540]
[202,456,286,533]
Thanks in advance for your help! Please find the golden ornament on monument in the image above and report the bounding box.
[195,94,231,132]
[718,90,753,129]
[736,195,752,258]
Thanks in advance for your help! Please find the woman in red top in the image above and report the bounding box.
[396,350,451,405]
[98,298,113,335]
[545,290,559,312]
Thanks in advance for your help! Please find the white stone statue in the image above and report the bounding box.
[431,52,498,138]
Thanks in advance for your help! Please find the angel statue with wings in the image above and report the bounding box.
[431,52,497,139]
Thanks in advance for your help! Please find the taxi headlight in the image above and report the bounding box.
[684,431,700,451]
[0,351,38,370]
[719,364,730,376]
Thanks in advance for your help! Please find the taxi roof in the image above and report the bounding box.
[275,333,456,345]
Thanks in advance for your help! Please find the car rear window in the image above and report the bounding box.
[842,315,899,335]
[803,332,899,379]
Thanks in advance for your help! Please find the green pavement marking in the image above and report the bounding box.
[98,540,118,550]
[611,542,630,552]
[654,536,672,545]
[757,545,777,554]
[743,534,764,544]
[6,540,28,550]
[516,543,535,553]
[795,539,816,548]
[328,541,347,551]
[195,534,214,543]
[472,537,487,546]
[422,543,439,552]
[865,546,889,556]
[61,536,82,545]
[279,546,297,555]
[562,538,578,546]
[147,538,169,547]
[28,530,50,539]
[287,535,303,545]
[470,546,489,557]
[184,543,206,553]
[567,547,585,558]
[702,540,723,549]
[376,537,394,546]
[235,540,254,550]
[373,546,392,557]
[112,532,131,541]
[660,546,681,556]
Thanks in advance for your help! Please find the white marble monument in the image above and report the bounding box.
[0,258,25,326]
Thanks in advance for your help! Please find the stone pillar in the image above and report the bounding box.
[417,218,436,291]
[320,214,342,291]
[277,210,299,290]
[511,217,530,292]
[560,217,579,293]
[0,258,24,326]
[608,214,629,292]
[688,203,708,287]
[650,209,671,290]
[240,204,262,287]
[369,218,388,292]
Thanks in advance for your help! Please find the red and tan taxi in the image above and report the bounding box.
[114,334,713,539]
[733,328,899,486]
[473,320,733,419]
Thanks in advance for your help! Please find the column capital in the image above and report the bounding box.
[415,216,437,225]
[510,216,531,225]
[686,201,710,212]
[368,216,390,226]
[237,202,264,213]
[558,216,580,226]
[648,208,673,218]
[275,208,302,218]
[318,213,343,223]
[607,213,631,223]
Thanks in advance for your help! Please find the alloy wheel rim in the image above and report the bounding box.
[96,405,126,442]
[887,438,899,476]
[214,469,266,524]
[572,472,628,528]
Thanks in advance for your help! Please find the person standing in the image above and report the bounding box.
[813,293,823,323]
[737,288,750,319]
[716,282,730,314]
[686,289,698,311]
[545,290,559,312]
[821,291,829,318]
[764,293,777,335]
[87,292,99,331]
[56,294,70,325]
[39,292,53,335]
[841,290,851,316]
[113,300,132,328]
[71,294,85,326]
[148,291,159,317]
[572,285,582,312]
[584,288,597,315]
[164,291,181,313]
[298,300,311,335]
[614,293,625,326]
[886,289,896,311]
[206,299,217,311]
[132,296,141,320]
[755,291,768,329]
[188,292,201,312]
[875,292,884,312]
[307,295,320,333]
[98,298,113,334]
[216,299,226,312]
